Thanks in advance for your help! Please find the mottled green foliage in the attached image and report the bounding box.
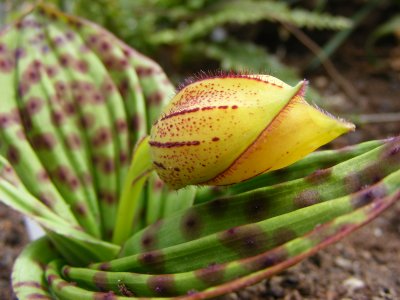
[12,237,59,299]
[66,192,399,298]
[0,2,173,255]
[1,4,399,300]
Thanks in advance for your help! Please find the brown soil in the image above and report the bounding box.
[0,203,28,300]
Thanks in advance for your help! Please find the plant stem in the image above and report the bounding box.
[112,137,153,245]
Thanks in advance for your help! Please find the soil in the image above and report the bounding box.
[1,5,400,300]
[0,203,28,300]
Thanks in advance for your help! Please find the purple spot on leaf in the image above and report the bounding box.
[294,189,320,208]
[219,225,268,257]
[92,127,112,147]
[31,133,57,151]
[139,250,165,272]
[180,209,203,240]
[93,272,108,292]
[7,146,20,164]
[244,192,269,222]
[305,168,332,184]
[195,263,225,285]
[147,275,176,297]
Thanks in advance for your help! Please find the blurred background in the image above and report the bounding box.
[0,0,399,299]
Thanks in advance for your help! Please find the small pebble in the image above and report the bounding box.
[335,256,353,270]
[343,277,365,291]
[374,227,383,237]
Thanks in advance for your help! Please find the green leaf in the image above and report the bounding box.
[112,137,154,245]
[12,237,60,299]
[69,187,399,297]
[0,2,172,260]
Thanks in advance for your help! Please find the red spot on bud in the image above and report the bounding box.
[161,108,200,120]
[154,161,166,170]
[149,140,201,148]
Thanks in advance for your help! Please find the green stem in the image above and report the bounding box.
[112,137,154,245]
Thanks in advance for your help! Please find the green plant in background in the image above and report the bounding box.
[1,0,352,85]
[1,3,399,299]
[367,13,400,54]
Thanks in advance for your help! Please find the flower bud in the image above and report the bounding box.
[149,74,354,189]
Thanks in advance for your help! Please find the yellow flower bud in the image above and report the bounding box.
[149,75,354,189]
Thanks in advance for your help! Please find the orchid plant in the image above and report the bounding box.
[1,3,399,300]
